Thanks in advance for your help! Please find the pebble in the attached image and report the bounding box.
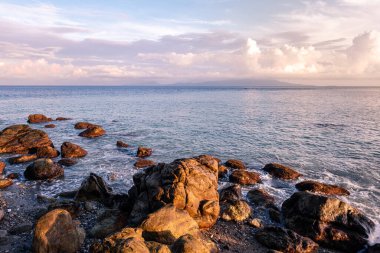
[248,218,263,228]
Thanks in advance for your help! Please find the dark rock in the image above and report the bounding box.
[268,208,281,223]
[229,170,261,185]
[116,141,129,148]
[0,125,53,154]
[79,126,106,138]
[24,158,64,180]
[0,179,13,189]
[61,142,87,158]
[171,234,218,253]
[137,146,153,158]
[0,161,6,174]
[221,200,251,222]
[74,122,96,129]
[225,159,246,170]
[134,159,156,168]
[247,188,275,207]
[36,146,60,158]
[9,222,33,235]
[218,165,228,178]
[75,173,113,204]
[27,114,52,124]
[295,180,350,196]
[263,163,302,180]
[90,209,127,238]
[219,184,242,203]
[58,158,78,167]
[128,155,220,229]
[256,226,319,253]
[44,124,56,128]
[48,200,81,217]
[56,117,71,121]
[282,191,375,252]
[6,173,20,179]
[368,244,380,253]
[9,154,38,164]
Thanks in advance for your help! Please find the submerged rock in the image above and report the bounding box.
[61,142,87,158]
[0,125,53,154]
[79,126,106,138]
[27,114,52,124]
[9,154,38,164]
[282,191,375,252]
[116,140,129,148]
[44,124,56,128]
[255,226,319,253]
[221,200,251,222]
[33,209,85,253]
[0,179,13,189]
[74,122,96,129]
[295,180,350,196]
[263,163,302,180]
[229,170,261,185]
[24,158,64,180]
[56,117,71,121]
[75,173,113,204]
[128,155,219,229]
[171,234,218,253]
[134,159,156,168]
[58,158,78,167]
[137,146,153,158]
[225,159,246,170]
[36,146,60,158]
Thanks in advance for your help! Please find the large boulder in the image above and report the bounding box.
[247,188,275,207]
[128,155,220,229]
[0,125,53,154]
[33,209,85,253]
[27,114,52,124]
[295,180,350,196]
[282,192,375,252]
[171,234,218,253]
[263,163,302,180]
[79,126,105,138]
[229,170,261,185]
[24,158,64,180]
[140,205,199,244]
[225,159,246,170]
[61,142,87,158]
[255,226,319,253]
[36,146,60,158]
[75,173,113,204]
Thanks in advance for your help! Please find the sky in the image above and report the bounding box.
[0,0,379,86]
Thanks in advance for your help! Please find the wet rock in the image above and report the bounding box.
[282,191,375,253]
[268,208,281,223]
[27,114,52,124]
[225,159,246,170]
[61,142,87,158]
[256,226,319,253]
[134,159,156,168]
[36,146,60,158]
[368,244,380,253]
[0,179,13,189]
[9,222,33,235]
[140,204,200,244]
[295,180,350,196]
[44,124,56,128]
[137,146,153,158]
[79,126,106,138]
[229,170,261,185]
[56,117,71,121]
[48,200,81,217]
[221,200,251,222]
[263,163,302,180]
[219,184,242,203]
[0,161,5,174]
[145,241,171,253]
[75,173,113,204]
[218,165,228,178]
[33,209,85,253]
[248,218,263,228]
[90,209,127,238]
[116,140,129,148]
[24,158,64,180]
[74,122,96,129]
[171,234,218,253]
[6,173,20,179]
[247,188,275,207]
[128,155,220,228]
[58,158,78,167]
[9,154,38,164]
[0,125,53,154]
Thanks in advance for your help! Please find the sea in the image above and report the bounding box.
[0,86,379,244]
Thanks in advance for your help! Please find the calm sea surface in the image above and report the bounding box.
[0,86,379,242]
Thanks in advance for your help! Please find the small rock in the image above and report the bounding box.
[75,173,113,204]
[295,180,350,196]
[218,165,228,178]
[27,114,52,124]
[249,218,263,228]
[221,200,251,222]
[137,146,153,158]
[6,173,20,179]
[84,201,97,211]
[44,124,56,128]
[9,154,38,164]
[61,142,87,158]
[134,159,156,168]
[56,117,71,121]
[263,163,302,180]
[79,126,105,138]
[24,158,64,180]
[9,222,33,235]
[58,158,78,167]
[225,159,246,170]
[229,170,261,185]
[116,141,129,148]
[0,179,13,189]
[247,188,275,207]
[74,122,96,129]
[0,161,5,174]
[36,146,60,158]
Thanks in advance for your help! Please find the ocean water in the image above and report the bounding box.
[0,86,379,243]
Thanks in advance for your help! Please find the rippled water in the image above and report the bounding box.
[0,86,379,243]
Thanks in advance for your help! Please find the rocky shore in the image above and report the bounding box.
[0,114,378,253]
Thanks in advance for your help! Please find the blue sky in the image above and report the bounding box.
[0,0,379,85]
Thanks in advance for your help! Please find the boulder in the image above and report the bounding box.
[9,154,38,164]
[218,165,228,178]
[27,114,52,124]
[90,209,128,238]
[48,200,81,218]
[0,179,13,189]
[0,125,53,154]
[74,122,96,129]
[221,200,251,222]
[134,159,156,168]
[75,173,113,204]
[145,241,171,253]
[263,163,302,180]
[58,158,78,167]
[229,170,261,185]
[255,226,319,253]
[140,205,200,244]
[282,192,375,252]
[36,146,60,158]
[44,124,56,129]
[56,117,71,121]
[225,159,246,170]
[247,188,275,207]
[33,209,85,253]
[79,126,106,138]
[219,184,242,203]
[295,180,350,196]
[171,234,218,253]
[61,142,87,158]
[24,159,64,180]
[128,155,220,229]
[0,161,6,174]
[137,146,153,158]
[116,141,129,148]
